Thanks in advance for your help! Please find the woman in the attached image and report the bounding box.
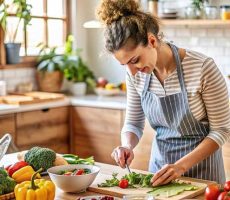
[96,0,230,185]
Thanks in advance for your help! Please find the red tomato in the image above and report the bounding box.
[224,181,230,192]
[205,184,221,200]
[76,169,84,175]
[218,192,230,200]
[119,179,129,189]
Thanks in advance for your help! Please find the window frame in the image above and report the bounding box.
[0,0,71,67]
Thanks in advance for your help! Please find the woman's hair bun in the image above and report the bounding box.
[96,0,140,25]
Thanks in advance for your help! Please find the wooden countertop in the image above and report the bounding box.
[1,153,213,199]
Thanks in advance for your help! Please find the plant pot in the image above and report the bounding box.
[36,71,63,92]
[4,43,21,64]
[70,82,87,96]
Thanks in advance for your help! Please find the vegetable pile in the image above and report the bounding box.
[98,172,199,197]
[0,167,16,195]
[4,161,40,183]
[58,168,91,176]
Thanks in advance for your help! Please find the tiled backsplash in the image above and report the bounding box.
[0,26,230,93]
[163,26,230,85]
[0,68,37,93]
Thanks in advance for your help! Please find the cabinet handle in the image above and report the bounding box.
[41,108,50,112]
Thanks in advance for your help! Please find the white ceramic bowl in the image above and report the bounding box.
[47,164,100,193]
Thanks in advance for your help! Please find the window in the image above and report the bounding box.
[1,0,69,59]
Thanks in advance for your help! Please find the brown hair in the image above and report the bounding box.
[96,0,160,53]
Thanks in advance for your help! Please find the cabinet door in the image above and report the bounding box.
[16,106,69,153]
[122,111,155,171]
[71,107,122,164]
[0,114,16,153]
[223,141,230,179]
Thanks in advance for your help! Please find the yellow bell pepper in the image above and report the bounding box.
[15,168,55,200]
[12,166,41,183]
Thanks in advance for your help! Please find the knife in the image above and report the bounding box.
[125,160,132,174]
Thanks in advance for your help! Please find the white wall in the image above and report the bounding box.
[73,0,230,84]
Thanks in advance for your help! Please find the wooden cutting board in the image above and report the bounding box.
[1,92,65,105]
[88,172,207,200]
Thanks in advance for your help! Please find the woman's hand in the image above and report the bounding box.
[111,146,134,168]
[151,163,186,186]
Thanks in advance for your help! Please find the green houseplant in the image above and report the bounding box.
[62,35,96,96]
[0,0,32,64]
[36,46,65,92]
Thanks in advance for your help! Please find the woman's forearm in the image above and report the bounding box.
[121,132,139,150]
[175,137,219,172]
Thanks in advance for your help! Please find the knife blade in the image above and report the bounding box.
[125,161,132,174]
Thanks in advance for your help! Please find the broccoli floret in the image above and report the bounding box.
[0,167,8,177]
[25,146,56,171]
[4,176,16,193]
[0,175,16,194]
[0,184,4,195]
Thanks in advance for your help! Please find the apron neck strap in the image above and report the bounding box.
[143,73,151,95]
[168,43,187,96]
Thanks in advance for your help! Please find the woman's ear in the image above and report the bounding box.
[148,33,157,48]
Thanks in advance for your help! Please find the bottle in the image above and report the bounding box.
[220,5,230,20]
[148,0,158,16]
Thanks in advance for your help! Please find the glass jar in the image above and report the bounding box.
[220,5,230,20]
[185,6,200,19]
[204,6,218,19]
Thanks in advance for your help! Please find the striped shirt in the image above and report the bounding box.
[122,49,230,147]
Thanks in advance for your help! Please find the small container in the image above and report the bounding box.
[220,5,230,20]
[0,81,6,96]
[148,0,158,16]
[204,6,218,19]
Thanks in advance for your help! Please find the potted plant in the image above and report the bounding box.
[36,46,65,92]
[185,0,208,19]
[62,35,96,96]
[0,0,32,64]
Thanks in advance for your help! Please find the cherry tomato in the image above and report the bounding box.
[218,192,230,200]
[76,169,84,175]
[119,179,129,189]
[205,184,221,200]
[224,181,230,192]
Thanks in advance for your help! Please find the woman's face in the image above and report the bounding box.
[114,35,158,76]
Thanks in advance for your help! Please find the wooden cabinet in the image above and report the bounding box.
[222,141,230,179]
[121,111,155,171]
[0,114,16,153]
[130,120,155,171]
[0,114,15,138]
[71,106,122,164]
[16,106,70,153]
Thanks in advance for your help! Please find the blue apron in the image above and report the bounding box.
[141,43,225,183]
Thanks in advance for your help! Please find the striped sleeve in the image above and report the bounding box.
[201,58,230,146]
[121,72,145,140]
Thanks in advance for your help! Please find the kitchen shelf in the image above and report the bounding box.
[161,19,230,26]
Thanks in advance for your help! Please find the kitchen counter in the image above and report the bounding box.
[1,153,213,200]
[0,95,126,115]
[70,95,126,110]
